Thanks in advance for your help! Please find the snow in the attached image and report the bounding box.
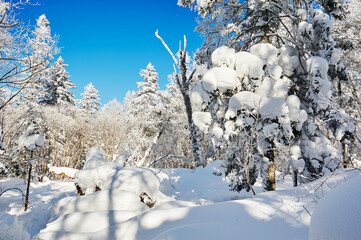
[191,84,210,109]
[255,77,274,98]
[309,174,361,240]
[211,46,236,69]
[225,91,261,119]
[260,97,287,119]
[250,43,278,66]
[2,164,361,240]
[278,45,300,77]
[192,111,212,133]
[235,51,264,80]
[19,127,44,150]
[201,67,238,93]
[286,95,308,131]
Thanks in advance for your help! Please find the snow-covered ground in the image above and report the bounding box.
[1,161,360,240]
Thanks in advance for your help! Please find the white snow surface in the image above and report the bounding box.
[1,162,360,240]
[309,174,361,240]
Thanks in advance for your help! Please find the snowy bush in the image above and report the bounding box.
[75,147,161,205]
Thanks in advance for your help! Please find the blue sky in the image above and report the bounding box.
[18,0,203,105]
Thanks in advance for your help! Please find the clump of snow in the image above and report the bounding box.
[75,148,115,193]
[196,0,209,9]
[278,45,300,77]
[191,84,211,109]
[225,91,261,119]
[211,46,236,68]
[83,147,108,169]
[267,64,283,80]
[255,77,274,98]
[75,165,116,194]
[290,145,305,172]
[192,111,212,133]
[286,95,308,131]
[309,174,361,240]
[201,67,238,93]
[271,77,289,98]
[250,43,278,66]
[306,56,331,110]
[260,97,287,119]
[18,125,44,151]
[235,51,264,80]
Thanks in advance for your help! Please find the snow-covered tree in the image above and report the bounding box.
[23,14,58,103]
[0,2,56,111]
[43,56,75,106]
[79,82,101,115]
[182,0,356,192]
[124,63,166,166]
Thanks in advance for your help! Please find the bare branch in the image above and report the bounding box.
[155,30,179,67]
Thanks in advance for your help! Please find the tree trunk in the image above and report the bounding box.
[264,141,276,191]
[342,139,348,168]
[138,128,164,167]
[180,89,201,166]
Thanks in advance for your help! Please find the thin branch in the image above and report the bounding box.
[155,30,179,67]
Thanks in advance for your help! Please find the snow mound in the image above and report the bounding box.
[51,188,148,218]
[309,174,361,240]
[75,165,116,194]
[104,167,160,200]
[83,147,108,169]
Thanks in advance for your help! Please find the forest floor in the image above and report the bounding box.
[0,161,360,240]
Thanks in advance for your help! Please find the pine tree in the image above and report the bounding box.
[44,56,76,106]
[79,82,101,115]
[25,14,58,103]
[124,63,166,166]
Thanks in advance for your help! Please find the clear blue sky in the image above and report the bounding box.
[18,0,203,105]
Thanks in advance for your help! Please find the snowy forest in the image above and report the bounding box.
[0,0,361,239]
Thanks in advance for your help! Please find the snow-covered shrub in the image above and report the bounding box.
[75,147,160,206]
